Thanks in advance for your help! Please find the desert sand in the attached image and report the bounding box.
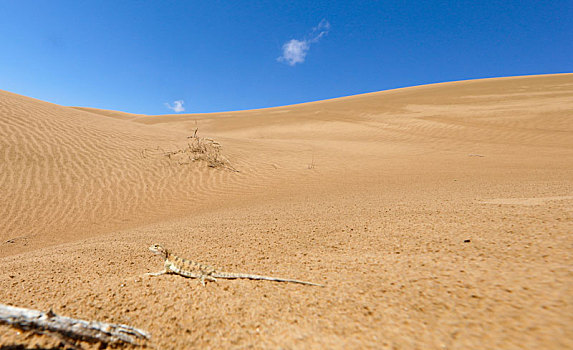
[0,74,571,349]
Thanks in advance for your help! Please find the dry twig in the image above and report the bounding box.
[0,303,150,348]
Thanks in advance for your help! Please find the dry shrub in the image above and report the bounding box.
[145,129,238,172]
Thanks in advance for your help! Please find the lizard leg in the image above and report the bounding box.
[206,275,217,282]
[199,274,217,286]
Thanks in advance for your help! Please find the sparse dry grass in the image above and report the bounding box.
[144,129,238,172]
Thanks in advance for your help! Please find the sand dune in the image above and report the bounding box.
[0,92,251,254]
[0,74,572,349]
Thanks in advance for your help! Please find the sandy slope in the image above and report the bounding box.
[0,74,572,349]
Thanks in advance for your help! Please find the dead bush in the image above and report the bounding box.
[144,129,238,172]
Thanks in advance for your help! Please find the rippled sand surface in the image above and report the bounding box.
[1,74,572,349]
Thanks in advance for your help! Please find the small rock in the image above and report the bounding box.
[464,239,471,243]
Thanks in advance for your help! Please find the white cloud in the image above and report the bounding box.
[309,19,331,43]
[279,39,310,66]
[278,19,330,66]
[165,100,185,113]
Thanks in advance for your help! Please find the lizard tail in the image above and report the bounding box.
[213,272,324,287]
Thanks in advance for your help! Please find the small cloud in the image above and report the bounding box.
[279,39,310,66]
[278,19,330,66]
[309,19,331,43]
[165,100,185,113]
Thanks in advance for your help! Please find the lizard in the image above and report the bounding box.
[146,244,324,287]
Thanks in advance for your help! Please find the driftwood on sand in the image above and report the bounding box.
[0,303,150,348]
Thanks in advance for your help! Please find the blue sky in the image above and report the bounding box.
[1,1,571,114]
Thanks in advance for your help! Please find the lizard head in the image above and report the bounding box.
[149,244,168,259]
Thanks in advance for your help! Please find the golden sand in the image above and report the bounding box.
[1,74,571,348]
